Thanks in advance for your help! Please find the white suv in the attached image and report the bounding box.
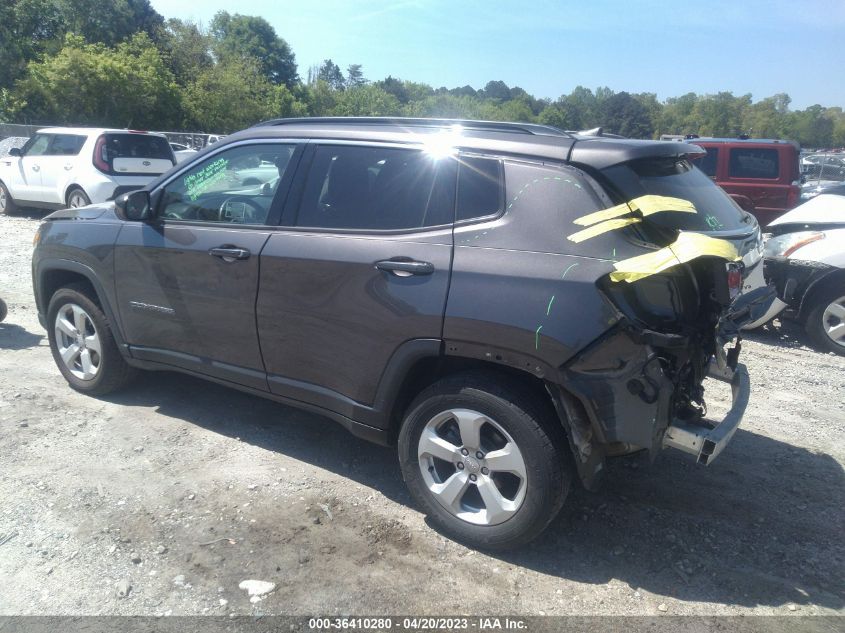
[0,127,175,213]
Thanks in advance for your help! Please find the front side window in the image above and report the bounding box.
[729,148,779,179]
[295,145,455,230]
[159,144,296,224]
[22,134,51,157]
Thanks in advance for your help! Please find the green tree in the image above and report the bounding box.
[183,58,304,132]
[210,11,298,87]
[562,86,598,129]
[538,102,579,130]
[1,0,165,91]
[158,18,212,85]
[12,32,181,127]
[481,80,511,101]
[316,59,345,90]
[402,94,486,119]
[600,91,653,138]
[658,92,699,136]
[346,64,366,88]
[59,0,164,46]
[693,92,750,137]
[331,85,400,116]
[742,93,790,139]
[303,79,338,116]
[0,0,66,89]
[375,76,408,103]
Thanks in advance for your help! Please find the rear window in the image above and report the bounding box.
[104,134,173,161]
[696,147,718,177]
[729,148,779,179]
[606,158,748,232]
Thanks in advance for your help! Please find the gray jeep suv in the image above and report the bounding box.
[32,118,773,549]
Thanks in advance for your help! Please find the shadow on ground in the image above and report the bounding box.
[0,322,44,350]
[103,370,845,612]
[5,207,49,220]
[743,317,817,351]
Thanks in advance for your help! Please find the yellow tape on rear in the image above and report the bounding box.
[574,195,697,227]
[609,232,740,283]
[567,217,642,243]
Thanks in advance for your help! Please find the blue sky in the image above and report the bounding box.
[149,0,844,109]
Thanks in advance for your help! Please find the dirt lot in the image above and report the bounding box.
[0,210,843,620]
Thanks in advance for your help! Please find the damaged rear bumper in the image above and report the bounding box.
[662,362,750,465]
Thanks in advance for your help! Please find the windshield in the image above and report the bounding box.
[605,157,748,232]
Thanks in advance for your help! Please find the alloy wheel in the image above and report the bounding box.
[54,303,102,380]
[417,408,528,526]
[821,295,845,348]
[68,191,88,208]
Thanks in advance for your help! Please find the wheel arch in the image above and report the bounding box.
[64,183,87,206]
[798,267,845,322]
[36,259,127,350]
[382,345,565,443]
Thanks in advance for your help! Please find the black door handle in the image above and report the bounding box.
[375,259,435,276]
[209,246,251,261]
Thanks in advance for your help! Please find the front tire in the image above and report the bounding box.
[398,372,571,550]
[47,285,135,395]
[66,188,91,208]
[805,288,845,355]
[0,181,17,215]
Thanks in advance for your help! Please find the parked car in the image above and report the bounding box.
[169,142,198,164]
[690,138,802,226]
[800,179,845,202]
[0,128,175,214]
[32,117,772,548]
[753,194,845,354]
[801,153,845,180]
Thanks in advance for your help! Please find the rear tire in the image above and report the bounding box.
[66,188,91,208]
[0,298,7,322]
[398,372,571,550]
[47,285,136,395]
[805,287,845,356]
[0,181,17,215]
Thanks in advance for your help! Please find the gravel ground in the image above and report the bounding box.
[0,210,843,621]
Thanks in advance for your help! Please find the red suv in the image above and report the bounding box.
[691,138,801,226]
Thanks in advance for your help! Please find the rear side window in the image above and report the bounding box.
[457,156,503,221]
[696,147,718,177]
[47,134,86,156]
[295,145,455,230]
[104,134,173,161]
[604,158,747,232]
[729,148,779,179]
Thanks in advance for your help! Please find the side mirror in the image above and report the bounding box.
[115,190,151,221]
[8,147,22,157]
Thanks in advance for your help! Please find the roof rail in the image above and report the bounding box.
[253,117,573,138]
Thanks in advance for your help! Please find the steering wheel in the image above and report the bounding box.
[218,196,265,223]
